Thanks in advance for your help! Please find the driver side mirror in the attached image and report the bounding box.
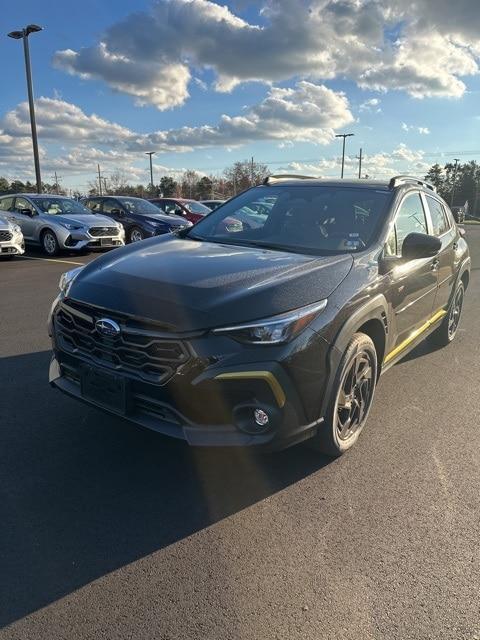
[402,232,441,260]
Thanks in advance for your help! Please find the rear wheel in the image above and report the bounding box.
[309,333,377,456]
[128,227,144,243]
[430,281,465,347]
[42,230,60,256]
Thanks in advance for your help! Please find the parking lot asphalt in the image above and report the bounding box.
[1,231,480,640]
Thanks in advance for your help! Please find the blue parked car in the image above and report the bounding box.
[83,196,192,243]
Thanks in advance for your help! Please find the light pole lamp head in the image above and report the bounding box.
[8,25,42,39]
[7,30,24,39]
[25,24,43,35]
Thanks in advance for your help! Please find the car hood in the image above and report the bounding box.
[69,237,353,331]
[139,214,186,227]
[0,214,12,230]
[48,214,117,227]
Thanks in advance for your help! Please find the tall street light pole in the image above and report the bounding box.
[8,24,43,194]
[146,152,155,191]
[450,158,460,207]
[335,133,354,179]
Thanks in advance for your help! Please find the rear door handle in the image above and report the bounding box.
[431,259,440,271]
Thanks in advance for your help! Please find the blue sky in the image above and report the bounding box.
[1,0,480,191]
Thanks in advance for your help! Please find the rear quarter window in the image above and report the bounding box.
[426,196,450,236]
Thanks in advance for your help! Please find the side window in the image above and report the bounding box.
[15,197,35,213]
[163,201,183,216]
[0,197,14,211]
[426,196,450,236]
[395,193,427,254]
[84,199,99,212]
[102,199,121,214]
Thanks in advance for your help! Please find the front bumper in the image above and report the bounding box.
[48,298,330,449]
[60,236,124,251]
[0,234,25,256]
[49,354,323,449]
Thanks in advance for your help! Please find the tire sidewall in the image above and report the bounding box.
[446,281,465,342]
[129,227,144,243]
[42,230,59,256]
[328,334,378,454]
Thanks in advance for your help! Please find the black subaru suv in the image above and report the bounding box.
[49,176,470,455]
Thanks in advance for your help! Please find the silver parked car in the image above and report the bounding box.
[0,194,125,256]
[0,213,25,259]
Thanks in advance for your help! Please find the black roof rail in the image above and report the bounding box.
[389,175,436,192]
[263,174,315,185]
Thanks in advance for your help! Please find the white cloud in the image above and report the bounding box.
[1,84,353,157]
[279,144,429,178]
[52,0,480,109]
[0,84,353,183]
[402,122,431,134]
[359,98,382,112]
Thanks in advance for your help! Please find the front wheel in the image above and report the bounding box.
[128,227,144,243]
[309,333,377,456]
[430,281,465,347]
[42,230,60,256]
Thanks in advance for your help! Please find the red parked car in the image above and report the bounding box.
[149,198,212,224]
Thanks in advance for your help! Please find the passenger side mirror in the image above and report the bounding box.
[402,232,441,260]
[20,208,34,217]
[110,208,123,217]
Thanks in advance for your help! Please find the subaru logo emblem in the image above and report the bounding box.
[95,318,121,337]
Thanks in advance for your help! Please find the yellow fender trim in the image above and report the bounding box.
[384,308,447,364]
[214,371,286,408]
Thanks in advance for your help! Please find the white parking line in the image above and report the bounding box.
[16,256,86,267]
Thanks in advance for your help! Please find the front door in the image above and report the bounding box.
[383,191,438,348]
[12,197,38,241]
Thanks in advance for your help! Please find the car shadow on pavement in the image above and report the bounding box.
[0,350,330,629]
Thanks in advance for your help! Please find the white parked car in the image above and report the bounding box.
[0,213,25,260]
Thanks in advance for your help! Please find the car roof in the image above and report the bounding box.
[4,193,73,199]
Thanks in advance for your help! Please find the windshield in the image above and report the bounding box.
[33,198,93,216]
[117,198,163,215]
[188,185,391,255]
[184,201,211,214]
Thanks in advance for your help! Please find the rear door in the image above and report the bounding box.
[422,194,457,313]
[384,191,438,347]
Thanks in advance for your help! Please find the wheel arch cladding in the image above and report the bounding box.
[356,318,386,374]
[320,295,388,417]
[461,270,469,290]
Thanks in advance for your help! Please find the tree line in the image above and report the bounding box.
[1,160,479,216]
[425,160,480,217]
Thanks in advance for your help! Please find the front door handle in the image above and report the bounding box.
[431,259,440,272]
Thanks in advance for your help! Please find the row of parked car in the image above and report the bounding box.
[0,193,225,258]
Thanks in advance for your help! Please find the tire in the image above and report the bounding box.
[128,227,144,243]
[429,281,465,347]
[309,333,377,456]
[42,230,60,256]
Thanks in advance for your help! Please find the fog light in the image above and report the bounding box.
[254,409,269,427]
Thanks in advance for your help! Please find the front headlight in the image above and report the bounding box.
[212,299,327,345]
[59,266,84,296]
[59,222,83,231]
